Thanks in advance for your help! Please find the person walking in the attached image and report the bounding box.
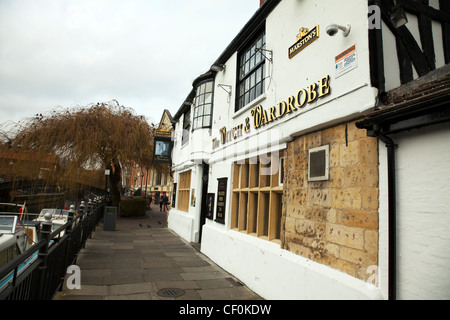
[163,194,169,211]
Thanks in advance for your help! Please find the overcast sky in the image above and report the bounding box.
[0,0,260,127]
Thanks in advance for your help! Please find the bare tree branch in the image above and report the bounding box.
[5,100,156,206]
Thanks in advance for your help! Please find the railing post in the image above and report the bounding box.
[94,198,100,228]
[37,212,52,300]
[66,205,76,250]
[60,205,76,292]
[87,199,93,237]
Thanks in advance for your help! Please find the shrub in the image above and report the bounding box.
[120,197,146,217]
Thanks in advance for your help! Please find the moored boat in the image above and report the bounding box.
[0,211,39,291]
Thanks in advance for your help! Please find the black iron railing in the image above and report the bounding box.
[0,198,105,300]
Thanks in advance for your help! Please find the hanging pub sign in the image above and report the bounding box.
[153,130,173,164]
[289,25,319,59]
[215,178,227,224]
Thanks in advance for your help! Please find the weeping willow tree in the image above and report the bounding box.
[5,100,158,206]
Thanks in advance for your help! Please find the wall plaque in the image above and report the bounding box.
[206,193,215,220]
[335,44,358,78]
[215,178,228,224]
[288,25,319,59]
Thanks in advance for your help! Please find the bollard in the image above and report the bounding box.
[87,199,93,215]
[67,205,76,230]
[93,199,97,211]
[37,212,52,300]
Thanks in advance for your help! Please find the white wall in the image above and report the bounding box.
[171,113,191,170]
[210,0,377,165]
[201,223,383,300]
[168,164,205,243]
[378,122,450,300]
[392,123,450,299]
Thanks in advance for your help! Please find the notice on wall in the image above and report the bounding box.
[335,44,358,78]
[206,193,215,220]
[215,178,227,224]
[191,189,195,207]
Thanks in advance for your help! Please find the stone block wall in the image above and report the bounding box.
[282,120,379,281]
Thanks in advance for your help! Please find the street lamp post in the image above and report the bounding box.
[105,169,110,195]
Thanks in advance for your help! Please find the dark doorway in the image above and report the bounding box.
[154,191,161,205]
[199,162,209,243]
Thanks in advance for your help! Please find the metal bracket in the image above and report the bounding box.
[217,84,232,102]
[255,47,273,62]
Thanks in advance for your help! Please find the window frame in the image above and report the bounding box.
[181,108,191,146]
[278,156,285,186]
[236,29,266,112]
[155,171,162,186]
[230,151,286,244]
[193,79,214,130]
[177,170,192,213]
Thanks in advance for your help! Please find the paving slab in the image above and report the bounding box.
[54,204,262,301]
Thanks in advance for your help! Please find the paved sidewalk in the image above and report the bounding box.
[54,204,262,300]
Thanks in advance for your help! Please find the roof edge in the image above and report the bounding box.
[172,0,282,122]
[213,0,281,66]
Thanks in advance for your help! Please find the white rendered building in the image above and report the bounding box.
[168,0,450,300]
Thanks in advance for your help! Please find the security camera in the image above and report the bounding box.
[326,25,339,36]
[326,24,351,37]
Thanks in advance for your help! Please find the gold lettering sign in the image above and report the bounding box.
[155,129,172,137]
[289,25,319,59]
[211,75,331,148]
[251,75,330,129]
